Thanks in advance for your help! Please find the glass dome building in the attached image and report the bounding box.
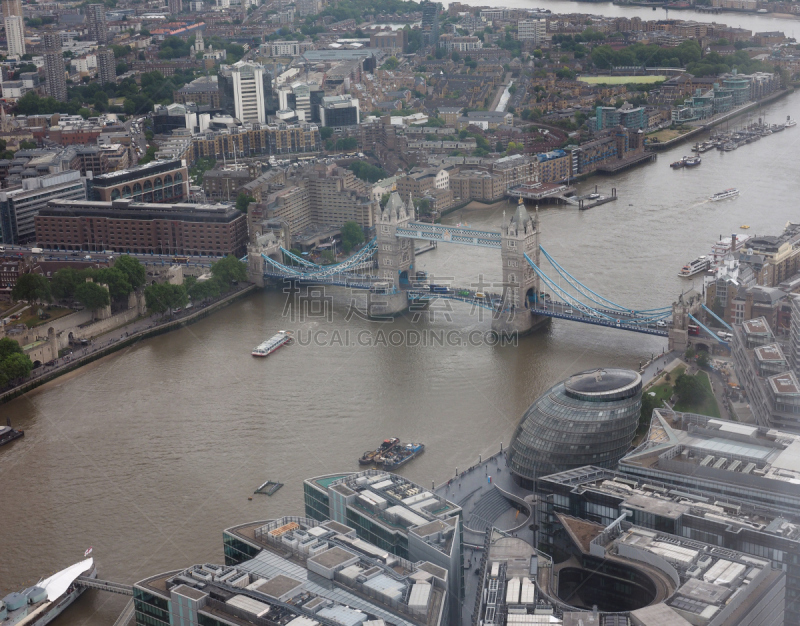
[509,368,642,488]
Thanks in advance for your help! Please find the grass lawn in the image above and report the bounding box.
[578,75,666,85]
[17,305,74,328]
[646,128,693,142]
[673,371,721,418]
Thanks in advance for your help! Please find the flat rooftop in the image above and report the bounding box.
[768,371,800,395]
[754,343,786,362]
[742,317,771,335]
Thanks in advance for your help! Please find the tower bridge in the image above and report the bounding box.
[247,192,705,344]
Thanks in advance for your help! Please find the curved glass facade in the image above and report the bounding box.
[509,369,642,488]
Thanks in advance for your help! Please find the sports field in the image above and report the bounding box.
[578,75,666,85]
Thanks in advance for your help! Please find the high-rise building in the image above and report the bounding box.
[517,19,546,44]
[96,47,116,85]
[318,95,359,128]
[4,15,24,57]
[85,4,108,44]
[420,0,440,45]
[2,0,22,19]
[225,61,267,124]
[168,0,182,13]
[42,32,67,102]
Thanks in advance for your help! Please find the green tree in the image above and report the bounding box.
[320,126,334,140]
[696,351,710,369]
[144,283,188,314]
[74,281,110,312]
[235,192,256,213]
[19,140,36,149]
[2,352,33,381]
[685,346,696,360]
[0,337,23,361]
[12,273,51,303]
[95,267,133,303]
[51,267,81,301]
[381,56,399,70]
[639,391,658,434]
[341,221,365,253]
[113,255,146,290]
[210,255,247,289]
[348,160,386,183]
[188,277,221,301]
[674,373,705,406]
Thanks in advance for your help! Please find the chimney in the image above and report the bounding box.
[731,233,737,253]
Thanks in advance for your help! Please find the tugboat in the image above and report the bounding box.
[683,156,701,167]
[359,438,399,465]
[786,115,796,128]
[670,159,685,169]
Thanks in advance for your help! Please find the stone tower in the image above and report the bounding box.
[493,198,545,336]
[375,192,415,290]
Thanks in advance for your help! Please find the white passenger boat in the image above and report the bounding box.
[252,331,293,357]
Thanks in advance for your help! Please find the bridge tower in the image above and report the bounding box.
[668,288,703,352]
[492,198,548,336]
[375,192,416,290]
[369,191,416,316]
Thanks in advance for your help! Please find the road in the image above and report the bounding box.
[3,245,223,269]
[123,116,147,165]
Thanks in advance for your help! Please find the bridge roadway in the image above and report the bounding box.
[262,272,671,336]
[409,289,670,336]
[75,576,134,596]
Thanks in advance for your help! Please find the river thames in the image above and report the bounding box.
[3,31,800,626]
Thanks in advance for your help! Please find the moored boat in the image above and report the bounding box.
[359,438,399,465]
[679,256,710,278]
[0,421,24,447]
[381,443,425,470]
[670,159,685,169]
[1,557,96,626]
[683,156,701,167]
[786,116,796,128]
[252,331,293,357]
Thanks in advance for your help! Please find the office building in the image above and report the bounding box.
[202,166,257,201]
[87,159,188,203]
[517,19,546,44]
[539,462,800,625]
[0,171,86,245]
[2,0,22,18]
[134,515,448,626]
[228,61,267,124]
[42,32,67,102]
[318,95,360,128]
[266,184,312,235]
[85,4,108,44]
[278,82,324,123]
[305,165,376,229]
[474,524,784,626]
[620,408,800,524]
[4,15,24,57]
[35,198,248,256]
[304,470,463,625]
[508,368,642,488]
[168,0,182,14]
[96,47,115,85]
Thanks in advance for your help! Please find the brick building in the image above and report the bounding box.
[87,159,189,204]
[35,199,248,256]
